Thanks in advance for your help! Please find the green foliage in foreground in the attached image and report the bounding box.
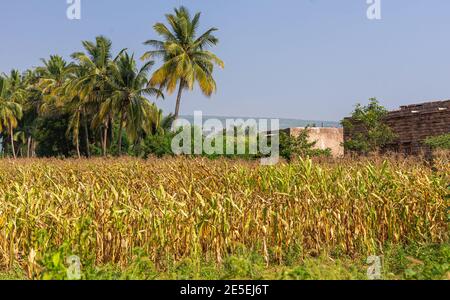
[425,133,450,150]
[2,243,448,280]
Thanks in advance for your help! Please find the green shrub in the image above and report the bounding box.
[140,133,175,158]
[342,98,396,154]
[424,133,450,150]
[279,130,331,161]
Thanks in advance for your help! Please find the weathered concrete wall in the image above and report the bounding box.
[287,127,344,157]
[344,100,450,154]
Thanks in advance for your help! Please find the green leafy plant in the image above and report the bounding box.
[342,98,396,154]
[424,133,450,150]
[279,129,331,161]
[39,244,79,280]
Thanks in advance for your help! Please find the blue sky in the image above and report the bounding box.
[1,0,450,121]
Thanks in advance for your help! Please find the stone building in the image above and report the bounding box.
[344,100,450,154]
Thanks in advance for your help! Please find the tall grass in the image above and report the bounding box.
[0,154,448,278]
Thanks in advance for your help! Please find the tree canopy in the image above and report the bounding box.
[0,7,223,159]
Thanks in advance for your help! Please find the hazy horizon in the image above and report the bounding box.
[180,114,341,126]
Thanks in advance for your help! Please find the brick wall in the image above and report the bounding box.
[344,100,450,154]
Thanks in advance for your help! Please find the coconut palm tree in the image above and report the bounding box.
[36,55,73,112]
[20,69,43,158]
[36,55,85,157]
[142,6,224,120]
[0,75,24,158]
[70,36,126,156]
[100,52,163,155]
[60,68,87,159]
[65,96,83,159]
[158,113,176,135]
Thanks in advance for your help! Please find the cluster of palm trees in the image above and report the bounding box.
[0,6,223,158]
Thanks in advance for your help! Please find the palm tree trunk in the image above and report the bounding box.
[109,117,114,149]
[174,80,185,120]
[117,110,125,156]
[102,120,108,156]
[76,136,81,159]
[82,108,90,158]
[10,126,16,159]
[31,139,36,158]
[27,137,31,158]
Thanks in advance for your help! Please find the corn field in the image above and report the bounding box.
[0,155,448,278]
